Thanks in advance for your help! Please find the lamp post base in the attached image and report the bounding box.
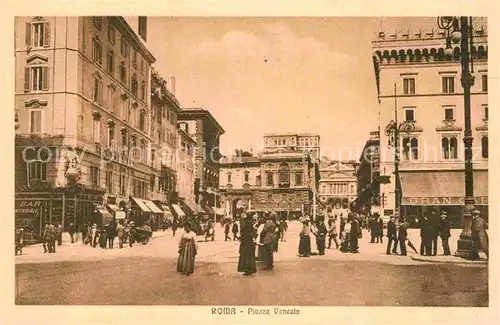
[455,236,477,259]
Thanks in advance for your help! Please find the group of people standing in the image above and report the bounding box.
[42,222,63,253]
[81,220,132,249]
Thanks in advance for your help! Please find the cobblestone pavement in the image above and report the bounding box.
[15,222,488,306]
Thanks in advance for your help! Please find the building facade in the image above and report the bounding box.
[318,161,358,217]
[371,20,488,225]
[263,133,321,161]
[355,131,381,216]
[176,127,197,214]
[177,108,225,218]
[14,16,162,234]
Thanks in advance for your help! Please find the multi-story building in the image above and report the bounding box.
[371,19,488,225]
[263,133,321,161]
[177,108,225,218]
[176,126,197,217]
[318,161,358,217]
[14,16,158,235]
[219,136,318,220]
[355,131,381,216]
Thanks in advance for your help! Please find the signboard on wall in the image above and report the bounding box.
[402,196,488,206]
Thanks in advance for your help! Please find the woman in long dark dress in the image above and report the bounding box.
[237,215,257,276]
[177,223,198,276]
[298,219,311,257]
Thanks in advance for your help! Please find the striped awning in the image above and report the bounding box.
[131,197,151,212]
[95,204,113,219]
[171,204,186,217]
[144,200,163,214]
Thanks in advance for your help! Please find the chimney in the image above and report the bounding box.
[170,76,176,95]
[138,17,147,42]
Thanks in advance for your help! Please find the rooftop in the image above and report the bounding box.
[178,107,225,134]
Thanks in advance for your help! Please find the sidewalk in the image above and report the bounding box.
[411,254,488,265]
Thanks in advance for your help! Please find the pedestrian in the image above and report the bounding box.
[99,227,108,249]
[177,222,198,276]
[281,219,288,242]
[172,219,178,237]
[349,214,361,253]
[224,221,231,241]
[376,214,384,243]
[471,209,489,260]
[261,215,277,270]
[327,218,339,249]
[398,220,408,256]
[439,211,451,256]
[298,218,311,257]
[42,223,50,253]
[237,214,257,276]
[418,213,429,255]
[340,218,351,253]
[128,221,137,247]
[48,222,57,253]
[232,221,239,241]
[386,216,398,255]
[116,221,126,248]
[81,222,88,244]
[69,222,76,243]
[256,219,265,261]
[106,222,116,249]
[369,217,376,243]
[429,211,439,256]
[90,224,98,248]
[56,223,63,246]
[314,217,328,255]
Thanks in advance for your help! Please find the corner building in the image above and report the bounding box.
[14,16,160,235]
[371,20,488,225]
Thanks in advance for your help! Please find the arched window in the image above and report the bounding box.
[411,138,419,160]
[278,162,290,187]
[482,136,488,158]
[131,74,138,96]
[449,137,458,159]
[442,136,458,159]
[442,137,449,159]
[402,137,410,160]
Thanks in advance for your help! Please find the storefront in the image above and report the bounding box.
[171,203,186,221]
[129,197,152,226]
[94,204,113,227]
[400,170,488,228]
[179,198,201,218]
[106,204,126,222]
[143,200,163,230]
[154,201,174,224]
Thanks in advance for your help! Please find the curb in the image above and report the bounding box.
[411,255,488,266]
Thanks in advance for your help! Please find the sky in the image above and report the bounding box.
[125,17,448,160]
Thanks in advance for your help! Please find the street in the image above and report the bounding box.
[15,221,488,306]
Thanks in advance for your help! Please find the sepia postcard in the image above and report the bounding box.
[1,1,499,325]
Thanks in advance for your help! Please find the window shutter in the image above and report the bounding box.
[43,22,50,47]
[25,23,31,46]
[24,67,31,91]
[42,66,49,90]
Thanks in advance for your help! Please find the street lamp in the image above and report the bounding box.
[437,16,476,259]
[384,85,416,222]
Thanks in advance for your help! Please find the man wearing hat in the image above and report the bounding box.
[471,209,489,260]
[439,211,451,256]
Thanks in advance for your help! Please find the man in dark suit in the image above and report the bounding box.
[428,211,439,256]
[471,209,489,260]
[418,214,429,255]
[386,216,398,255]
[261,215,277,270]
[398,220,408,256]
[439,211,451,256]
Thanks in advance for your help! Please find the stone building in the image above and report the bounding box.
[354,131,381,216]
[263,133,321,161]
[176,125,197,217]
[177,108,225,220]
[14,16,159,234]
[318,161,358,218]
[371,20,488,225]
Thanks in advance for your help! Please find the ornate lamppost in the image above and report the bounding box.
[384,83,416,222]
[437,17,476,259]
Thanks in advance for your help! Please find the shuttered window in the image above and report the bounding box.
[29,109,42,134]
[24,66,49,92]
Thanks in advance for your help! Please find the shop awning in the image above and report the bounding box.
[143,200,163,214]
[107,204,121,212]
[181,199,202,215]
[154,201,174,219]
[171,204,186,217]
[400,171,488,206]
[131,197,152,212]
[95,204,113,219]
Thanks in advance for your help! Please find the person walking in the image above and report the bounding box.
[386,216,398,255]
[398,220,408,256]
[56,223,63,246]
[90,224,98,248]
[177,222,198,276]
[327,218,339,249]
[376,214,384,243]
[369,217,376,243]
[429,211,439,256]
[349,214,361,253]
[42,223,51,253]
[69,222,76,244]
[261,215,277,270]
[106,222,116,249]
[232,221,239,241]
[224,221,231,241]
[471,209,489,260]
[48,222,57,253]
[171,219,178,237]
[418,214,429,256]
[314,217,328,255]
[298,218,312,257]
[237,214,257,276]
[439,211,451,256]
[116,221,126,248]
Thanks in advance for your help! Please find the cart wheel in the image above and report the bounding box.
[141,237,149,245]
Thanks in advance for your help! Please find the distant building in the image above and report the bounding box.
[263,133,321,161]
[177,108,225,219]
[176,127,197,217]
[371,20,488,224]
[355,131,381,216]
[318,161,358,217]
